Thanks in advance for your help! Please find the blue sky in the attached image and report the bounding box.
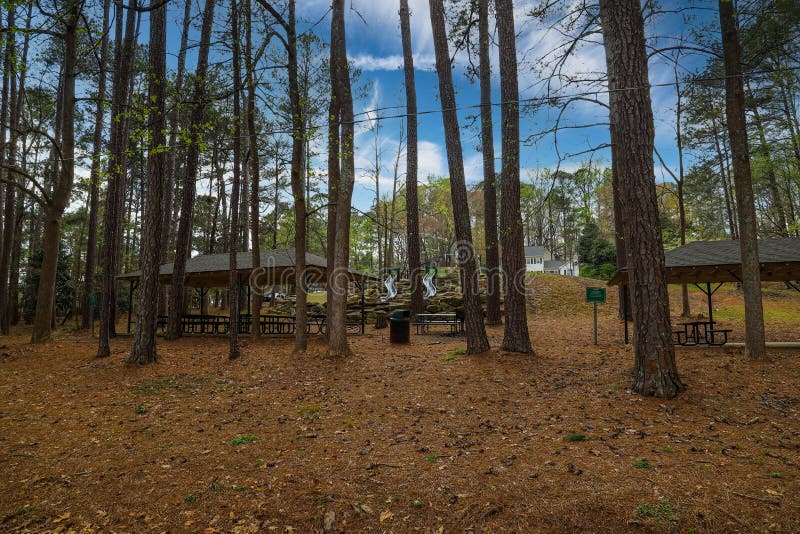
[156,0,718,211]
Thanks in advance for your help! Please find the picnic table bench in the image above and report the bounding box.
[673,320,732,346]
[412,313,464,335]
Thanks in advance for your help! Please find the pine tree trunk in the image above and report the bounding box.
[429,0,490,354]
[599,0,684,397]
[32,0,79,343]
[81,0,110,330]
[229,0,242,360]
[326,77,340,319]
[167,0,216,339]
[478,0,501,326]
[129,0,167,364]
[399,0,423,319]
[327,0,355,357]
[0,6,17,334]
[245,0,262,337]
[718,0,766,360]
[496,0,532,353]
[97,0,137,356]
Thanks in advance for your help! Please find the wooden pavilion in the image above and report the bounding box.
[608,237,800,342]
[118,248,379,335]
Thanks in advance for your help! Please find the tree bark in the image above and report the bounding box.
[496,0,532,353]
[399,0,423,319]
[81,0,111,330]
[478,0,501,326]
[167,0,216,339]
[245,0,263,337]
[229,0,242,360]
[429,0,490,354]
[327,0,355,357]
[97,0,138,356]
[32,0,80,343]
[599,0,684,397]
[0,6,17,335]
[129,0,167,364]
[718,0,765,360]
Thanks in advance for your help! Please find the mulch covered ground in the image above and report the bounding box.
[1,279,798,533]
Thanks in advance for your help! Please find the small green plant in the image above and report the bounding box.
[770,471,782,478]
[135,405,147,414]
[564,433,587,442]
[234,486,245,492]
[757,458,766,466]
[426,455,439,463]
[442,354,455,362]
[185,494,196,503]
[451,347,466,355]
[661,446,674,453]
[299,405,322,419]
[411,500,424,509]
[255,459,264,468]
[633,459,651,469]
[231,435,257,446]
[635,498,675,528]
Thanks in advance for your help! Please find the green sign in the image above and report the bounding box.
[389,267,401,279]
[586,287,606,303]
[425,264,438,278]
[89,294,98,310]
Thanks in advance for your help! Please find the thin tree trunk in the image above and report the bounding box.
[0,6,17,334]
[229,0,242,360]
[245,0,262,337]
[718,0,765,360]
[429,0,490,354]
[599,0,684,397]
[399,0,423,319]
[326,71,340,319]
[496,0,532,353]
[673,67,690,317]
[167,0,216,339]
[97,0,137,356]
[478,0,501,326]
[129,0,166,364]
[81,0,110,330]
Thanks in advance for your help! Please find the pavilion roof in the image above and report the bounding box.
[118,248,379,287]
[608,238,800,286]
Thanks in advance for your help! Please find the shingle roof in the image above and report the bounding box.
[524,245,545,257]
[609,238,800,285]
[544,260,565,269]
[119,248,378,286]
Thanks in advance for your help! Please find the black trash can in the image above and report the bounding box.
[389,309,411,344]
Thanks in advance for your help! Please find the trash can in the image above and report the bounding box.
[389,309,411,344]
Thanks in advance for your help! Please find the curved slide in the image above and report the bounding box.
[423,272,437,299]
[380,273,397,302]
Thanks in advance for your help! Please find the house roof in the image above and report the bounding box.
[524,245,545,257]
[544,260,565,269]
[118,248,379,287]
[608,238,800,285]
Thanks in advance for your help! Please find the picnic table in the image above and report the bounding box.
[412,313,464,335]
[673,320,731,346]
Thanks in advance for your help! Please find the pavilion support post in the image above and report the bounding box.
[247,283,251,316]
[127,280,135,334]
[706,282,713,325]
[623,283,629,345]
[360,281,365,334]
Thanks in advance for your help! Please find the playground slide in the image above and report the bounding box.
[423,272,437,299]
[380,274,397,302]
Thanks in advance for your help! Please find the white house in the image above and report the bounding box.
[524,246,580,277]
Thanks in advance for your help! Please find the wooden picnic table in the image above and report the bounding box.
[412,313,464,335]
[674,320,732,346]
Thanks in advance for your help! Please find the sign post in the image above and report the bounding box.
[586,287,606,345]
[89,294,98,337]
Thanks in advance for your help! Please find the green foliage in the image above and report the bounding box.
[230,435,258,446]
[135,405,147,414]
[184,494,196,503]
[564,433,587,442]
[22,246,75,322]
[635,498,676,528]
[426,455,439,462]
[633,459,651,469]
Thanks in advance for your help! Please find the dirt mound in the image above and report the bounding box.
[527,274,618,317]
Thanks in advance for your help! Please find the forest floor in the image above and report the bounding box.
[1,277,799,533]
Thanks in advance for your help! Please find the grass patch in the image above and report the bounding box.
[635,498,676,529]
[184,494,196,503]
[411,500,424,509]
[299,405,322,419]
[231,435,258,446]
[426,455,439,463]
[770,471,782,478]
[633,459,651,469]
[662,446,674,453]
[564,433,587,443]
[135,405,147,414]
